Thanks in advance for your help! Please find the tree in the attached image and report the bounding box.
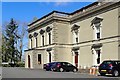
[3,18,20,64]
[2,34,9,62]
[2,19,28,64]
[17,22,28,61]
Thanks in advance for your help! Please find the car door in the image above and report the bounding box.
[67,63,74,71]
[62,62,68,71]
[117,61,120,72]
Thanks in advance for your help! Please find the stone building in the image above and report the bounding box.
[25,2,120,69]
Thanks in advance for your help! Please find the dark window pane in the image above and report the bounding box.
[76,37,78,43]
[36,38,37,47]
[42,35,44,46]
[38,54,41,64]
[49,52,51,63]
[49,33,51,44]
[31,39,32,48]
[96,50,101,64]
[97,33,100,39]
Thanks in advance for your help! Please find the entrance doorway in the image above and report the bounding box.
[49,52,51,63]
[92,49,101,65]
[28,55,30,68]
[75,52,78,67]
[96,50,101,64]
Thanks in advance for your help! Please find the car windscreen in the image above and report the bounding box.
[102,61,113,65]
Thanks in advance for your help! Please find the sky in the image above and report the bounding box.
[2,2,94,56]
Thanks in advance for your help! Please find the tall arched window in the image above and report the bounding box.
[91,17,103,40]
[46,27,52,45]
[29,34,33,49]
[33,32,38,47]
[40,29,45,46]
[71,24,80,43]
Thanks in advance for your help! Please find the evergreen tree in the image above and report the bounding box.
[2,34,9,62]
[3,18,20,64]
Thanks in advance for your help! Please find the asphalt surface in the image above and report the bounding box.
[2,67,120,79]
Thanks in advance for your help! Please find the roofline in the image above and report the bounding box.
[28,1,119,27]
[28,10,70,26]
[28,2,99,26]
[70,2,98,15]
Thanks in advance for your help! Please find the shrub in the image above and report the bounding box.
[16,62,25,67]
[2,64,11,67]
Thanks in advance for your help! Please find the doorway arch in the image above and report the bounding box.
[28,55,31,68]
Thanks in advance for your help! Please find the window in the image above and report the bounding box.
[40,29,45,46]
[42,35,44,46]
[91,17,103,40]
[35,37,38,47]
[76,37,78,43]
[38,54,41,64]
[97,33,100,39]
[94,24,101,40]
[96,26,100,39]
[48,33,51,44]
[71,24,80,44]
[49,52,51,63]
[96,50,100,64]
[31,39,32,48]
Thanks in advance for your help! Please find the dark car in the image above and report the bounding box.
[43,64,47,70]
[44,62,57,71]
[51,62,78,72]
[99,60,120,77]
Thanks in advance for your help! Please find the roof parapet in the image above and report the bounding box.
[28,11,70,26]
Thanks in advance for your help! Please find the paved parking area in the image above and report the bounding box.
[2,67,120,79]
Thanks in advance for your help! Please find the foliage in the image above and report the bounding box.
[2,18,20,64]
[2,64,11,67]
[16,62,25,67]
[2,18,28,67]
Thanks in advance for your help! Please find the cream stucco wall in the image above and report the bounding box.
[71,8,119,42]
[69,6,119,67]
[102,42,118,60]
[54,21,70,44]
[101,8,118,38]
[54,47,72,62]
[79,45,93,68]
[75,19,93,42]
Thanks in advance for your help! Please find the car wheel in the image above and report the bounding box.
[59,68,64,72]
[51,68,54,71]
[73,68,77,72]
[100,73,106,76]
[113,70,119,77]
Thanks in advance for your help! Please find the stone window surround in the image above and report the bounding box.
[46,27,52,45]
[29,34,33,49]
[71,24,80,44]
[33,32,38,48]
[46,48,52,63]
[91,17,103,40]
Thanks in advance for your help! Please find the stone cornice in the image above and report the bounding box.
[28,11,70,26]
[28,15,70,32]
[70,2,120,23]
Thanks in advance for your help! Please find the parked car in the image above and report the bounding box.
[51,62,78,72]
[99,60,120,77]
[43,62,57,71]
[43,64,47,70]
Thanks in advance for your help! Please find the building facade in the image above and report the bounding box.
[25,2,120,69]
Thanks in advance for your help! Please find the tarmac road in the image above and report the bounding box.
[2,67,120,80]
